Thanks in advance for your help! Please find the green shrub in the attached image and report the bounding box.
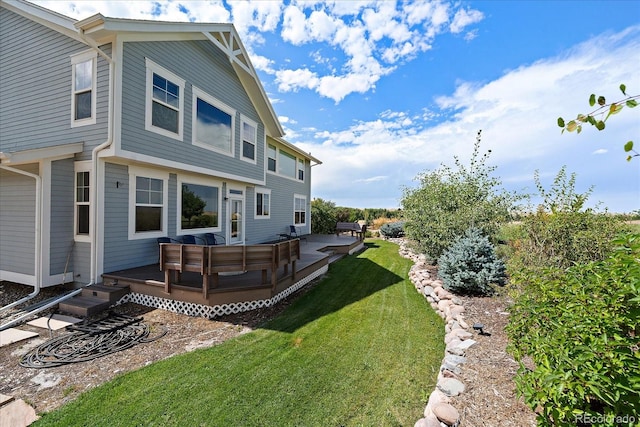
[506,168,629,280]
[311,198,337,234]
[379,221,405,238]
[401,131,518,262]
[437,227,506,295]
[507,233,640,426]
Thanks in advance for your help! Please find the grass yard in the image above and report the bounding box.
[34,240,445,427]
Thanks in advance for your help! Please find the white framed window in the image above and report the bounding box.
[298,158,305,181]
[70,50,97,127]
[145,58,185,140]
[74,161,92,242]
[255,188,271,219]
[294,194,307,226]
[177,175,222,234]
[279,149,296,178]
[267,144,277,172]
[241,116,257,163]
[128,167,168,240]
[192,86,235,155]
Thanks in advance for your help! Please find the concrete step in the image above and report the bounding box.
[58,296,111,318]
[80,283,129,304]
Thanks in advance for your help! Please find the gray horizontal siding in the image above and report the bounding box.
[0,165,38,275]
[72,242,90,284]
[49,159,74,276]
[120,40,265,181]
[0,7,109,158]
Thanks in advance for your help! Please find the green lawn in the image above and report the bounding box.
[35,240,445,427]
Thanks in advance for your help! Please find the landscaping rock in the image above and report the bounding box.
[433,403,460,426]
[437,378,466,396]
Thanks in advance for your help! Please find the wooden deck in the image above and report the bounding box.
[102,235,364,317]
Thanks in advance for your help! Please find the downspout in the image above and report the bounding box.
[0,160,42,311]
[78,29,114,286]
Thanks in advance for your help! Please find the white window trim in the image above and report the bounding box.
[254,187,271,219]
[240,115,258,164]
[145,58,185,141]
[74,161,92,243]
[192,86,236,156]
[293,193,307,226]
[297,158,305,182]
[70,50,97,127]
[267,144,306,182]
[177,174,223,235]
[128,167,169,240]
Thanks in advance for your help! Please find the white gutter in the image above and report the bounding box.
[0,163,42,311]
[77,28,115,285]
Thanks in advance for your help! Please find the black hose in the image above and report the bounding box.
[20,313,167,369]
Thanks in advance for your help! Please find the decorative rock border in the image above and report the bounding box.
[394,239,473,427]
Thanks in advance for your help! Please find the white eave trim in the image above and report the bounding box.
[272,137,322,165]
[0,142,84,165]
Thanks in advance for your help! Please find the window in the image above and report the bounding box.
[74,162,92,242]
[298,159,305,181]
[179,181,220,232]
[241,117,257,162]
[255,188,271,219]
[145,58,185,140]
[128,168,168,239]
[192,87,235,154]
[279,150,296,178]
[70,51,96,126]
[267,144,277,172]
[294,194,306,225]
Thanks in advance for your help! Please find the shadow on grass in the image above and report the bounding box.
[261,242,405,333]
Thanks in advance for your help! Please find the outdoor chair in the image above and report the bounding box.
[204,233,225,246]
[288,225,299,238]
[181,235,198,244]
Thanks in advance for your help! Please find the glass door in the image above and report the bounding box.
[229,198,243,244]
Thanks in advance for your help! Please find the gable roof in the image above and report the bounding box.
[2,0,285,139]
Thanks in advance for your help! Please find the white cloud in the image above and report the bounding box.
[450,8,484,34]
[592,149,608,155]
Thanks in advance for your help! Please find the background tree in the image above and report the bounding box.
[401,130,517,262]
[558,84,639,161]
[311,198,337,234]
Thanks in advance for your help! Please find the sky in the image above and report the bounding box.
[32,0,640,213]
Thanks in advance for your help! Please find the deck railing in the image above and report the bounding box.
[159,240,301,298]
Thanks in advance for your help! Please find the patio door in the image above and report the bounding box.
[227,189,244,245]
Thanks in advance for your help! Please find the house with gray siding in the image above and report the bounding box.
[0,0,321,292]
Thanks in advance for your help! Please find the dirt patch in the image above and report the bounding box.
[1,279,536,425]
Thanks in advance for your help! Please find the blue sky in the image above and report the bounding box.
[34,0,640,212]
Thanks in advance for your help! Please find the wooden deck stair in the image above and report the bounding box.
[58,283,130,317]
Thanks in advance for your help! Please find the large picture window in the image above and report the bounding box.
[279,150,296,178]
[145,58,185,140]
[180,182,219,231]
[192,87,235,155]
[70,51,96,127]
[294,194,306,226]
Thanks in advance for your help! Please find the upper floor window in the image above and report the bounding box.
[279,150,296,178]
[298,159,305,181]
[241,117,257,163]
[70,51,97,127]
[267,144,277,172]
[192,87,235,155]
[255,188,271,219]
[145,58,185,140]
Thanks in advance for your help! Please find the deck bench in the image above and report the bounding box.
[159,240,301,298]
[335,222,367,240]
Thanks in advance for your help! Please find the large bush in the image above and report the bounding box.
[401,131,517,262]
[507,167,629,278]
[379,221,405,238]
[311,198,337,234]
[507,233,640,426]
[437,227,506,295]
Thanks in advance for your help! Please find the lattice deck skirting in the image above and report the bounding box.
[115,265,328,319]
